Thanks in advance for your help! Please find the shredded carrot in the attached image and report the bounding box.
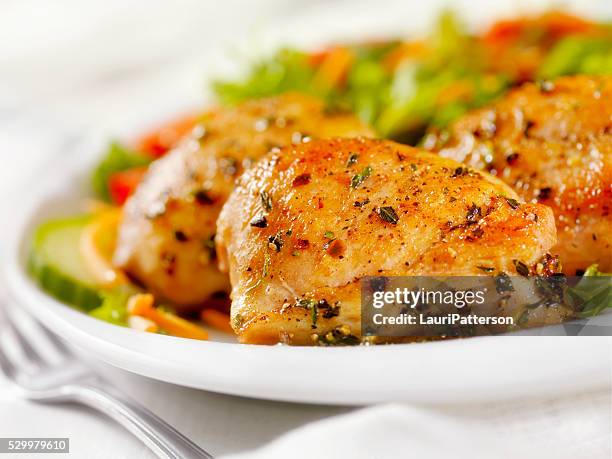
[383,41,428,72]
[128,315,159,333]
[80,208,127,287]
[127,293,155,316]
[484,11,595,47]
[436,80,474,106]
[127,294,208,340]
[312,46,354,92]
[201,309,233,334]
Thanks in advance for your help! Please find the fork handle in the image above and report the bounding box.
[65,381,214,459]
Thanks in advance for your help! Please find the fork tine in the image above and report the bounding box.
[1,282,74,358]
[0,336,18,381]
[37,321,73,357]
[3,308,47,368]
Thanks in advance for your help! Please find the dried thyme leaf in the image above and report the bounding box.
[350,166,372,189]
[376,206,399,225]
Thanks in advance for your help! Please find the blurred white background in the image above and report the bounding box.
[1,0,609,196]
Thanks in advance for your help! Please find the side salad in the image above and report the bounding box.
[215,11,612,142]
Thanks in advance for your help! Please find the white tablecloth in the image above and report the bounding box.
[0,1,610,458]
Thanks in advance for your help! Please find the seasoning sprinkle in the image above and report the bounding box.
[268,232,284,252]
[350,166,372,189]
[376,206,399,225]
[193,189,214,205]
[249,214,268,228]
[495,272,515,294]
[466,204,482,224]
[293,173,311,187]
[452,166,469,177]
[203,235,216,260]
[260,191,273,212]
[174,230,188,242]
[506,152,519,165]
[513,259,530,277]
[346,153,359,167]
[476,265,495,272]
[505,197,520,210]
[538,187,552,200]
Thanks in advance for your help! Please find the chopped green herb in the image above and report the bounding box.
[566,265,612,317]
[354,199,370,207]
[203,234,217,260]
[296,298,316,309]
[295,298,318,328]
[245,251,271,294]
[505,197,520,210]
[376,206,399,224]
[311,304,318,328]
[324,231,335,240]
[513,259,530,277]
[92,142,151,201]
[268,232,284,252]
[517,308,530,326]
[495,272,514,294]
[350,166,372,189]
[232,313,245,329]
[250,214,268,228]
[346,153,359,167]
[313,326,360,346]
[260,191,273,212]
[318,300,341,319]
[476,265,495,272]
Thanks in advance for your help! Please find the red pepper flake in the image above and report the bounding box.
[537,187,552,200]
[293,173,311,187]
[326,239,345,257]
[295,239,310,250]
[193,189,214,205]
[506,152,519,165]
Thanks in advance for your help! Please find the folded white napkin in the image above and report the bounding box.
[223,389,611,459]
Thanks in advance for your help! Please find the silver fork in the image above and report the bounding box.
[0,304,214,459]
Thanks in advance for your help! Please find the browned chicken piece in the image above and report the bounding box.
[114,94,373,308]
[216,138,559,345]
[423,76,612,274]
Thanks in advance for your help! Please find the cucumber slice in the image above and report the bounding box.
[28,216,103,310]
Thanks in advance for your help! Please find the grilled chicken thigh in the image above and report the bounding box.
[114,94,372,307]
[424,76,612,274]
[216,138,559,344]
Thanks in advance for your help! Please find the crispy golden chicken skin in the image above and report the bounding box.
[114,94,373,307]
[216,138,558,345]
[423,76,612,274]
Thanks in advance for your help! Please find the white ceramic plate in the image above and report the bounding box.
[4,125,611,406]
[4,0,612,405]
